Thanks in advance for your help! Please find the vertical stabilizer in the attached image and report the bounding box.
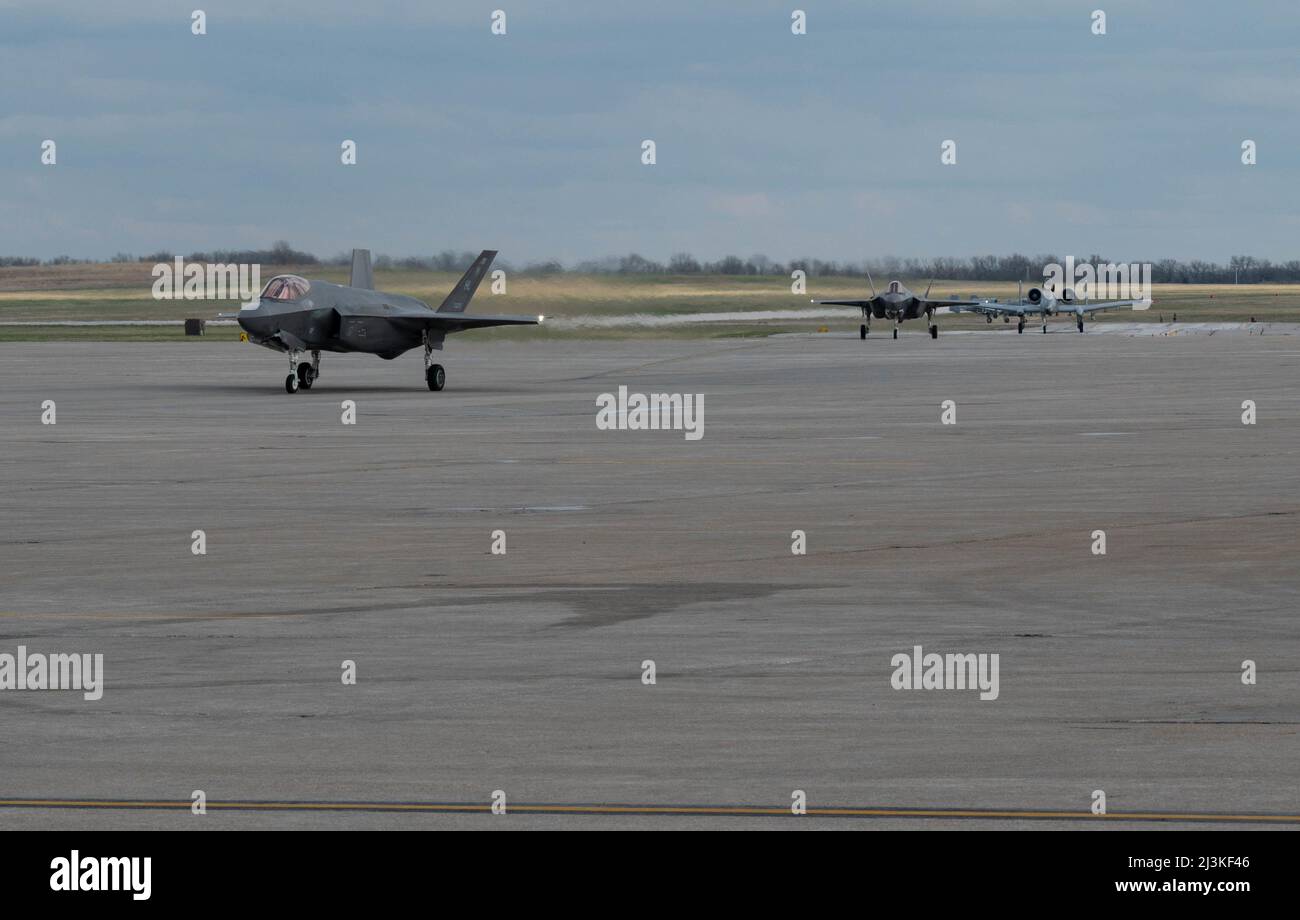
[350,249,373,290]
[437,250,497,314]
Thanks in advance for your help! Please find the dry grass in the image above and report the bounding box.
[1,262,1298,338]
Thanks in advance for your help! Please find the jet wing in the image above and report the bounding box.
[815,300,874,307]
[950,302,1029,317]
[1074,298,1152,314]
[392,312,543,333]
[953,298,1150,317]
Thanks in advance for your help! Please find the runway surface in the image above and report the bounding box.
[1,335,1297,829]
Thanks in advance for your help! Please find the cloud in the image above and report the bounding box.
[2,0,1299,261]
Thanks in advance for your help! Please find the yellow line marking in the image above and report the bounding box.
[1,799,1297,822]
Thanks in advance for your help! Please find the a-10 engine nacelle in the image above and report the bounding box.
[1025,286,1079,313]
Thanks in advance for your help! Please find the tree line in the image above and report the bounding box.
[3,244,1299,283]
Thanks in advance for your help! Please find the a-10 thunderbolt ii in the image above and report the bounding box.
[814,274,981,339]
[947,281,1152,333]
[235,249,542,392]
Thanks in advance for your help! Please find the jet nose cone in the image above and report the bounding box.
[236,300,268,334]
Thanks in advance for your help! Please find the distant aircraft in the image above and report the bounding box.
[814,274,980,339]
[948,282,1152,333]
[235,249,542,392]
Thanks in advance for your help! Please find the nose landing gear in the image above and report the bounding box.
[285,351,301,394]
[284,350,320,394]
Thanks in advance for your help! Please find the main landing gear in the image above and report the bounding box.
[423,332,446,391]
[1017,317,1025,334]
[860,323,868,339]
[284,350,321,394]
[927,310,938,339]
[1076,315,1085,333]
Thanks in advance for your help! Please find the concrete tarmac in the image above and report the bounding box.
[0,334,1297,829]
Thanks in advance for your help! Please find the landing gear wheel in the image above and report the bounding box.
[426,364,446,391]
[1077,318,1085,333]
[296,363,315,389]
[929,324,938,339]
[892,327,899,340]
[860,324,867,339]
[1017,320,1025,334]
[285,373,299,394]
[986,314,993,324]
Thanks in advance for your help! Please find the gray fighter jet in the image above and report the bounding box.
[236,249,541,393]
[947,281,1151,334]
[814,273,979,339]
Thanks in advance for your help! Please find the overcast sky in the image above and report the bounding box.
[2,0,1298,263]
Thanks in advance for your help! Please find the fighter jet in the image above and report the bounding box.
[948,282,1151,334]
[814,274,980,339]
[236,249,542,393]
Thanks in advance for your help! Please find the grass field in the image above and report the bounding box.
[2,261,1298,341]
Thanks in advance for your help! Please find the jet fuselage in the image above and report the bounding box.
[238,279,437,360]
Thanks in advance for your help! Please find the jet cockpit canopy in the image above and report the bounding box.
[261,275,311,302]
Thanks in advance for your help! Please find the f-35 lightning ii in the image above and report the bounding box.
[236,249,542,393]
[814,273,980,340]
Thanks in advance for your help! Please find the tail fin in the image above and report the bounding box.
[350,249,373,290]
[437,250,497,313]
